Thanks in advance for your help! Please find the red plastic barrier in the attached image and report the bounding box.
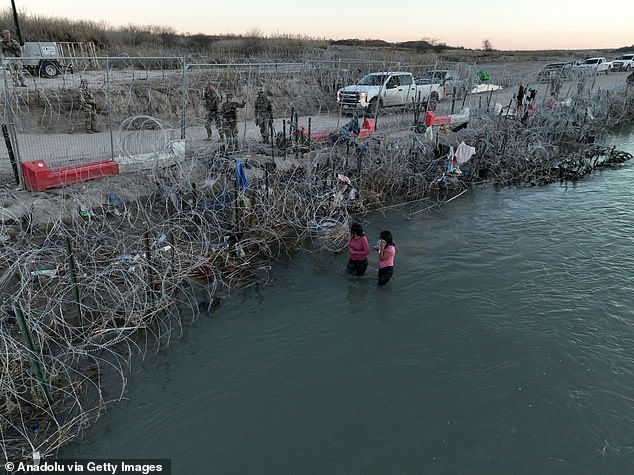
[310,118,376,142]
[311,131,336,142]
[425,111,451,127]
[358,119,375,138]
[22,160,119,192]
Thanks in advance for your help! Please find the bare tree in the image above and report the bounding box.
[420,36,440,46]
[482,39,493,51]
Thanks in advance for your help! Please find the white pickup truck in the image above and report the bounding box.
[575,57,611,75]
[337,71,442,113]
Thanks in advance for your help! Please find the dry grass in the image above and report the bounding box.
[2,8,626,62]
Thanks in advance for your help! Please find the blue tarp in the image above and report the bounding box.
[235,158,250,191]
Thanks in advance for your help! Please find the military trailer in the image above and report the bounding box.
[21,41,67,78]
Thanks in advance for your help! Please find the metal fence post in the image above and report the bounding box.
[3,64,23,187]
[181,56,187,140]
[13,300,53,403]
[106,57,115,160]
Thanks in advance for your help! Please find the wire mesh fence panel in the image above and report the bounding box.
[2,56,631,188]
[1,57,185,174]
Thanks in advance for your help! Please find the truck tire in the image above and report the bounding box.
[40,61,59,78]
[367,98,382,115]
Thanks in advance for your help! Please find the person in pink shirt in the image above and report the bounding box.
[374,230,395,286]
[346,223,370,276]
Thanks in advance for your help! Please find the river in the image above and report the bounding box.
[63,127,634,474]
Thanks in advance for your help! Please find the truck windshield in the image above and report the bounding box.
[584,59,600,64]
[357,74,388,86]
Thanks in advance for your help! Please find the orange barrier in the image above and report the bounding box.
[22,160,119,192]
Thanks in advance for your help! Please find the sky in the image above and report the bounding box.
[12,0,634,51]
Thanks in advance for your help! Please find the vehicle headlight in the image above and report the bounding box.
[359,92,368,102]
[337,91,341,101]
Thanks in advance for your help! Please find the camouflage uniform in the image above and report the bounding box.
[0,30,26,87]
[254,89,273,143]
[221,95,246,149]
[203,83,221,141]
[79,81,99,133]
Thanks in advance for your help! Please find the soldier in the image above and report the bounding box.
[79,79,100,133]
[0,29,26,87]
[221,93,246,149]
[254,88,273,143]
[203,82,221,141]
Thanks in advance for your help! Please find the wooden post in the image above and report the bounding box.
[487,88,494,110]
[307,117,312,147]
[289,108,294,144]
[265,162,270,192]
[167,199,176,259]
[233,175,240,233]
[144,230,156,307]
[461,86,468,110]
[270,120,275,158]
[64,236,83,324]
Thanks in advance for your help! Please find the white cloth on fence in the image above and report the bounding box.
[455,141,476,166]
